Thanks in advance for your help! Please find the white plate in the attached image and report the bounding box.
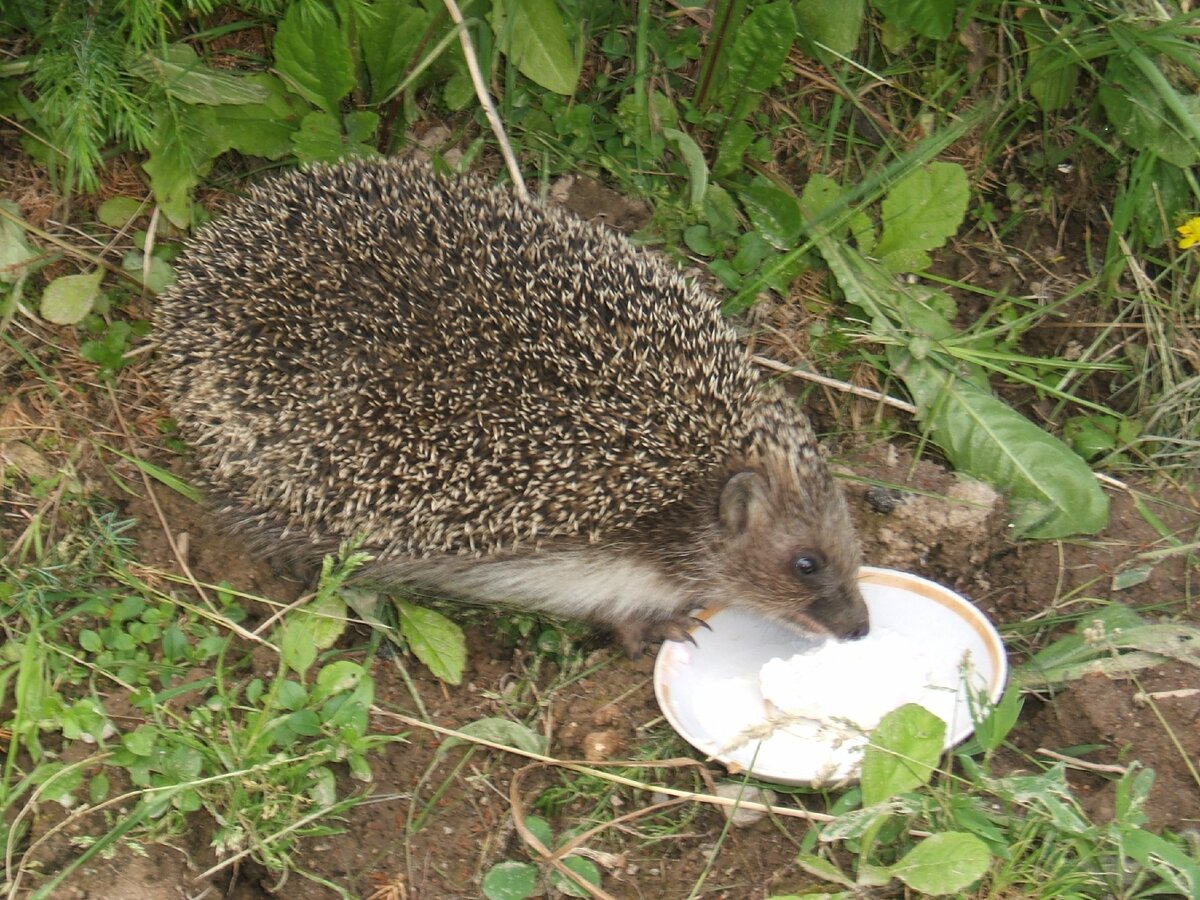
[653,567,1008,786]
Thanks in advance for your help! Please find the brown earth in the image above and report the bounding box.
[12,438,1197,900]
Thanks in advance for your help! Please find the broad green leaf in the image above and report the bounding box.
[1099,57,1200,168]
[442,716,548,755]
[703,184,741,237]
[890,349,1109,537]
[360,0,430,104]
[481,860,538,900]
[198,74,304,160]
[1122,828,1200,895]
[121,251,175,294]
[683,225,720,256]
[871,0,955,40]
[290,590,348,652]
[795,853,855,887]
[1,200,40,284]
[291,111,380,164]
[888,832,990,895]
[129,44,271,105]
[274,4,356,114]
[805,227,1109,538]
[795,0,865,55]
[724,1,797,100]
[523,815,554,848]
[79,630,102,653]
[284,709,323,736]
[97,197,145,228]
[277,679,308,710]
[493,0,579,95]
[279,591,344,674]
[739,176,803,249]
[860,704,945,806]
[874,162,968,272]
[122,726,157,757]
[280,624,317,675]
[159,745,204,781]
[444,68,475,111]
[550,855,602,897]
[396,599,466,684]
[41,270,103,325]
[313,660,365,700]
[143,116,215,227]
[1021,14,1079,113]
[663,128,708,206]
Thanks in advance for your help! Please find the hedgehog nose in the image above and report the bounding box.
[845,621,870,641]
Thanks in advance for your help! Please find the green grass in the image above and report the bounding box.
[3,0,1200,896]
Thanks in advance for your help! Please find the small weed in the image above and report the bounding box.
[481,815,603,900]
[0,516,406,896]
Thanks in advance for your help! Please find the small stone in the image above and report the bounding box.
[713,783,776,826]
[582,729,625,761]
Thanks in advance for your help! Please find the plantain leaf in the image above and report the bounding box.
[129,44,271,105]
[396,599,466,684]
[795,0,865,55]
[443,717,548,755]
[360,0,430,104]
[889,348,1109,537]
[739,176,803,249]
[888,832,991,895]
[801,195,1109,539]
[861,704,945,806]
[724,0,797,98]
[871,0,955,40]
[663,128,709,206]
[274,4,356,114]
[493,0,579,95]
[1021,13,1080,113]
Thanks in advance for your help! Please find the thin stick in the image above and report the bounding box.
[376,709,835,824]
[440,0,528,202]
[1035,747,1127,775]
[509,764,623,900]
[752,354,918,414]
[753,354,1134,493]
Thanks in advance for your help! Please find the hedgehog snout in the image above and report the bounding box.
[802,580,871,641]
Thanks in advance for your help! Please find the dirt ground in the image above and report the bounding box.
[13,440,1198,900]
[5,176,1199,899]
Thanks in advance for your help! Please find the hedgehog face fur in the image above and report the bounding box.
[156,158,869,655]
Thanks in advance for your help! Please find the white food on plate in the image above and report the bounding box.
[748,625,972,780]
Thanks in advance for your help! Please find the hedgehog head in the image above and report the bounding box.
[699,401,869,640]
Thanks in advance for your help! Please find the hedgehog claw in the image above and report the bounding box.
[614,610,709,658]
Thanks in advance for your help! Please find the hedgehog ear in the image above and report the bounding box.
[718,471,769,537]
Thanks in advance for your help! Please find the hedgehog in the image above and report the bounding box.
[155,158,870,655]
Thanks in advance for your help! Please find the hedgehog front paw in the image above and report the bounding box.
[615,611,709,659]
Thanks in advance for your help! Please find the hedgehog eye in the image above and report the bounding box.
[791,553,823,578]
